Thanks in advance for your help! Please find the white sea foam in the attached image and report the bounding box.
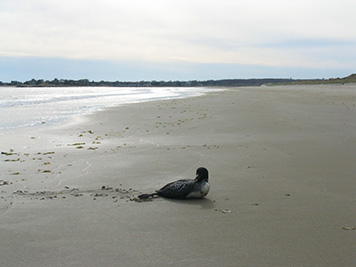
[0,86,218,132]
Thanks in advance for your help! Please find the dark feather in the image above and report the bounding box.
[137,193,157,199]
[157,179,195,199]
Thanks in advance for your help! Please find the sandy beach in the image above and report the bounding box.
[1,84,355,266]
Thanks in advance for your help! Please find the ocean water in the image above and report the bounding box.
[0,86,217,133]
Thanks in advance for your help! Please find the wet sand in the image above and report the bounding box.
[1,84,356,266]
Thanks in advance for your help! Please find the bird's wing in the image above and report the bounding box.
[157,179,195,199]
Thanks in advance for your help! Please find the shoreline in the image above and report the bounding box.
[1,84,356,266]
[0,86,219,134]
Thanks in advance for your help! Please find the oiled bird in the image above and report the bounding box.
[138,167,210,199]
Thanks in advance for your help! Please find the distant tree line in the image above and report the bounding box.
[0,74,354,87]
[0,78,295,87]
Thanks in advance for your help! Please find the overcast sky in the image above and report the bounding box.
[1,0,355,81]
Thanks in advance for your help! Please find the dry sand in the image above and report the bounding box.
[1,84,355,266]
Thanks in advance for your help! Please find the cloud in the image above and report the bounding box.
[0,0,355,71]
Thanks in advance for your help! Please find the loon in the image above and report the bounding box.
[138,167,210,199]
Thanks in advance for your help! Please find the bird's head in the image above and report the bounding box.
[196,167,209,182]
